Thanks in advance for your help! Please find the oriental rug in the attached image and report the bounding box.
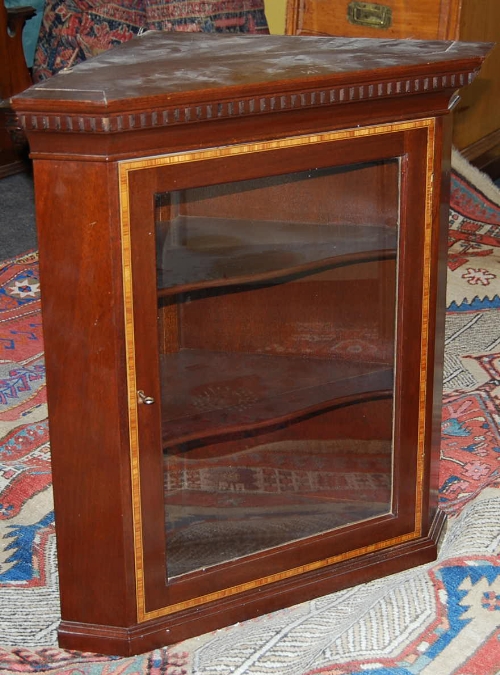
[0,152,499,673]
[32,0,269,81]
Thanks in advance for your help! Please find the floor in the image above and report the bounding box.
[0,171,37,260]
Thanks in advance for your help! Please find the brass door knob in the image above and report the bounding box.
[137,390,155,405]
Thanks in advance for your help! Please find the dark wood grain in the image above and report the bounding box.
[12,32,490,110]
[32,158,138,628]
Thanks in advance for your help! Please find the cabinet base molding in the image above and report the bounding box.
[59,511,446,657]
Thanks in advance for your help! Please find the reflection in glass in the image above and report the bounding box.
[156,161,400,579]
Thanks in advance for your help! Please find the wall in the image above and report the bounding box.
[265,0,287,34]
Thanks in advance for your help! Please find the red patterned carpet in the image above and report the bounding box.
[439,153,500,516]
[0,154,499,673]
[32,0,269,81]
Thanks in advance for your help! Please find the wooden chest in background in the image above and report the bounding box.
[286,0,500,175]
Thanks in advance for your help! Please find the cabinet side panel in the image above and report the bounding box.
[400,120,446,534]
[426,115,452,526]
[33,159,137,626]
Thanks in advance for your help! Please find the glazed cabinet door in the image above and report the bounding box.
[121,119,438,623]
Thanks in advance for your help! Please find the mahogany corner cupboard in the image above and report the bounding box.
[12,33,491,656]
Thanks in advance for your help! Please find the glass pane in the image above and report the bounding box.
[156,160,399,579]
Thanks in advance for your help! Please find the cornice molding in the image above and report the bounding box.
[18,70,476,135]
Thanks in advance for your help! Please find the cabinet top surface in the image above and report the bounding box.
[13,32,491,113]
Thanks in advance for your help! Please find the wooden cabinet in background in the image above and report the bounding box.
[13,33,490,656]
[286,0,500,175]
[0,1,34,178]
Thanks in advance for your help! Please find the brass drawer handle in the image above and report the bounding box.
[347,2,393,29]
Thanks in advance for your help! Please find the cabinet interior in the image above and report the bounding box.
[153,158,401,578]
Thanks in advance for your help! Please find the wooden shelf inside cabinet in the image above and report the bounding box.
[160,349,393,450]
[12,33,492,656]
[156,217,397,294]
